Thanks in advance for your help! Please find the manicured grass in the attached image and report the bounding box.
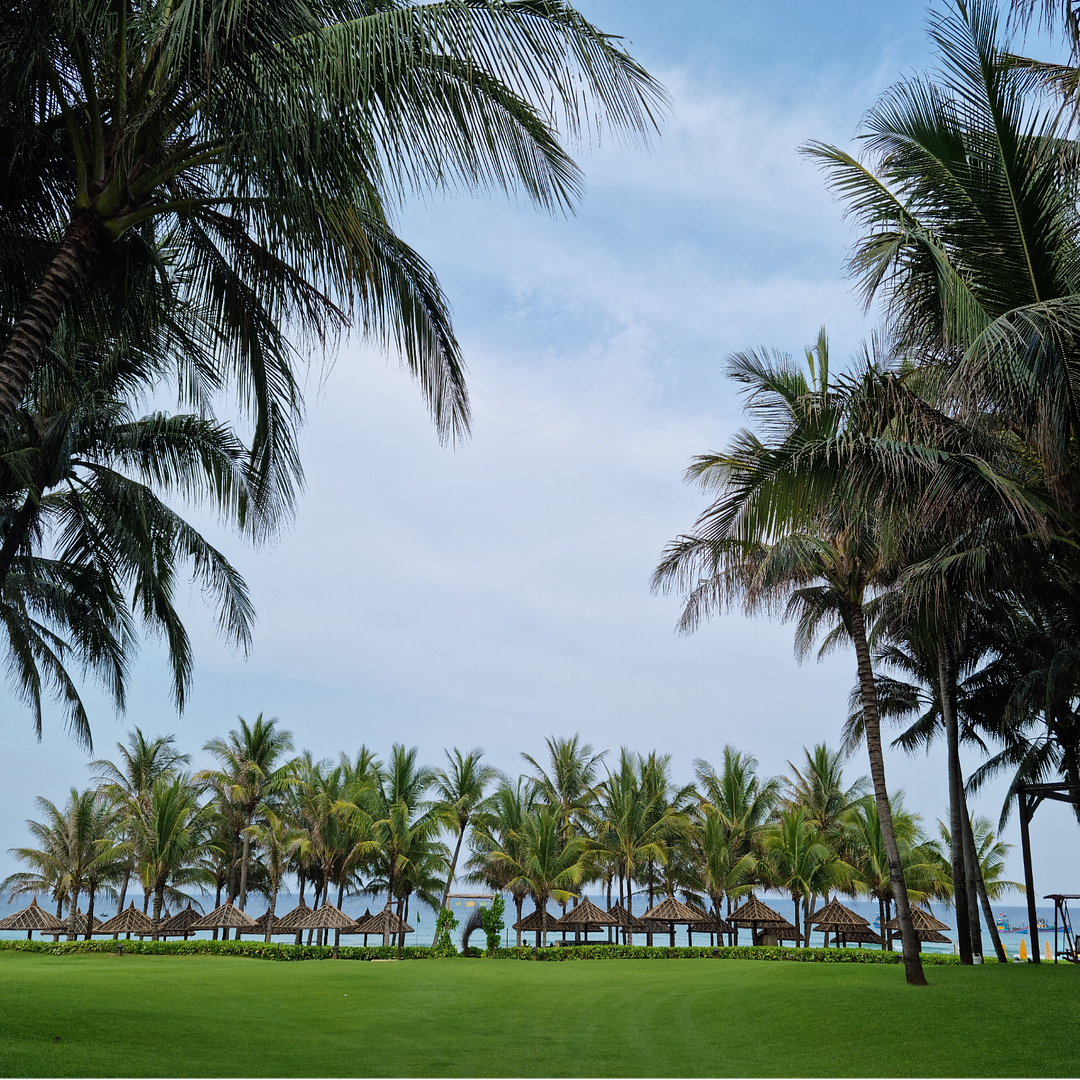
[1,952,1076,1077]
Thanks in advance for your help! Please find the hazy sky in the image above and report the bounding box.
[4,1,1078,894]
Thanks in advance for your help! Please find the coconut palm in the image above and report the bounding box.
[433,747,497,913]
[244,809,305,943]
[0,0,664,456]
[522,735,606,841]
[489,806,585,947]
[784,744,869,841]
[653,335,930,984]
[199,714,296,914]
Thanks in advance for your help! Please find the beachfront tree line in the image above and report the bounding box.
[1,722,1021,953]
[651,0,1080,985]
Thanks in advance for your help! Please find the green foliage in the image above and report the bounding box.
[479,893,505,955]
[431,907,459,957]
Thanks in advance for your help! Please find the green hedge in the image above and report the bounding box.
[1,937,958,964]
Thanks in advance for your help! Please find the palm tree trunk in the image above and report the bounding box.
[626,876,634,947]
[0,216,101,422]
[849,602,926,986]
[335,880,346,951]
[439,826,467,914]
[85,883,96,943]
[972,855,1008,963]
[114,868,130,941]
[0,494,38,584]
[67,886,80,941]
[266,883,278,944]
[238,826,252,912]
[212,879,222,941]
[957,779,983,962]
[940,645,973,965]
[515,894,523,948]
[879,897,887,951]
[152,883,164,941]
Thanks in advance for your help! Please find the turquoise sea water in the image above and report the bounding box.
[1,890,1069,959]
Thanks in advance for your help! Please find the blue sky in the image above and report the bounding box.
[3,1,1078,894]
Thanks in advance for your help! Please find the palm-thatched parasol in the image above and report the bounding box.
[272,900,311,944]
[343,907,374,944]
[296,903,360,956]
[190,901,258,935]
[157,904,201,940]
[0,897,67,940]
[883,906,951,948]
[99,901,156,939]
[242,909,285,938]
[557,898,614,945]
[62,908,103,938]
[760,919,801,944]
[642,896,710,948]
[604,902,647,942]
[512,906,561,947]
[356,906,414,948]
[728,895,787,946]
[837,926,884,948]
[807,899,870,947]
[686,904,733,945]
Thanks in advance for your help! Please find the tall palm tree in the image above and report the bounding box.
[199,714,295,915]
[0,0,665,451]
[523,735,606,841]
[244,809,305,943]
[653,336,929,984]
[489,806,585,947]
[433,747,497,913]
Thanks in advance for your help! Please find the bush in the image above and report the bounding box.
[1,937,959,964]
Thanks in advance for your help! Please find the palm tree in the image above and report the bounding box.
[433,747,497,913]
[523,735,606,841]
[762,807,848,945]
[244,810,305,943]
[0,0,665,451]
[467,778,535,946]
[199,714,295,915]
[653,336,929,984]
[131,774,213,934]
[784,744,868,840]
[489,806,585,947]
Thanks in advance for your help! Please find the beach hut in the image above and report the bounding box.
[272,900,311,943]
[686,904,733,947]
[642,896,710,948]
[157,904,201,941]
[191,901,257,940]
[604,902,647,944]
[512,907,561,948]
[728,895,787,946]
[808,898,871,948]
[99,901,155,940]
[556,898,615,945]
[884,906,951,950]
[62,908,103,940]
[343,907,374,946]
[357,906,414,948]
[297,902,359,956]
[0,897,66,940]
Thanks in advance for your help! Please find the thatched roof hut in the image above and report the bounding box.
[157,904,201,939]
[62,908,103,937]
[605,903,646,932]
[642,897,710,924]
[297,903,358,932]
[883,906,950,933]
[0,897,66,939]
[99,902,155,937]
[557,899,612,928]
[807,899,871,931]
[511,908,561,932]
[837,927,884,947]
[687,904,733,936]
[728,896,787,926]
[355,908,414,936]
[272,901,311,933]
[191,902,257,931]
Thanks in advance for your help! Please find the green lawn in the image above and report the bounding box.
[1,952,1077,1077]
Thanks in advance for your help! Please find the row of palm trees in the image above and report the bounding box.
[652,0,1080,984]
[3,724,1018,954]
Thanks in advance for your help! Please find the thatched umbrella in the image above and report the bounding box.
[357,906,414,949]
[62,908,103,939]
[342,907,374,946]
[157,904,201,941]
[642,896,710,948]
[605,902,646,944]
[807,898,870,948]
[512,907,561,947]
[686,904,733,947]
[272,900,311,945]
[557,898,614,946]
[99,901,155,940]
[0,897,66,940]
[837,926,884,948]
[297,902,359,956]
[728,895,787,946]
[190,901,257,939]
[884,906,951,950]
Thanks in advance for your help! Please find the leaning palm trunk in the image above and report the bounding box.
[84,884,96,943]
[940,646,973,964]
[955,780,985,962]
[0,221,100,420]
[849,604,926,985]
[438,827,467,914]
[237,827,252,912]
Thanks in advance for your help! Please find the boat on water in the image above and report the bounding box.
[996,913,1051,933]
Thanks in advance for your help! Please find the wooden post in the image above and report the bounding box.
[1017,786,1041,963]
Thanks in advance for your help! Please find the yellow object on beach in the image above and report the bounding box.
[1019,939,1028,960]
[1045,942,1052,961]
